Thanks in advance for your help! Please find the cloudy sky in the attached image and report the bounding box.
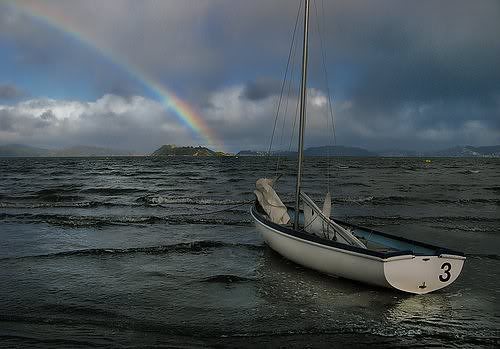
[0,0,499,153]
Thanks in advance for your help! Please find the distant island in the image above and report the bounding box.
[237,145,500,158]
[1,143,498,158]
[238,145,376,157]
[150,144,230,157]
[306,146,377,157]
[0,144,134,157]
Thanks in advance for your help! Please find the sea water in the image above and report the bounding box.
[0,156,498,347]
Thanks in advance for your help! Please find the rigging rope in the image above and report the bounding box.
[275,5,302,177]
[288,92,301,153]
[313,0,340,193]
[266,0,302,171]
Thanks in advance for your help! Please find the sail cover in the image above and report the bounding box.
[254,178,290,225]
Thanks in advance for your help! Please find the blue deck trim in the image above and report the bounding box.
[351,228,435,255]
[331,217,464,257]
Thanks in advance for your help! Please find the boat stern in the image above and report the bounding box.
[383,254,466,294]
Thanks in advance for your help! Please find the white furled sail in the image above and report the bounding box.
[322,191,332,238]
[304,191,335,239]
[322,191,332,218]
[254,178,290,224]
[301,192,366,248]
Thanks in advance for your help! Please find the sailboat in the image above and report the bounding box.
[250,0,465,294]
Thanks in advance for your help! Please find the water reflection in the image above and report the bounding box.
[253,247,398,334]
[387,293,452,326]
[253,246,469,341]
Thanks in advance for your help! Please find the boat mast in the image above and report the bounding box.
[294,0,310,230]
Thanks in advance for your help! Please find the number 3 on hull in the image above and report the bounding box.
[383,255,465,294]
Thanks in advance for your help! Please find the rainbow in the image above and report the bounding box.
[9,0,222,150]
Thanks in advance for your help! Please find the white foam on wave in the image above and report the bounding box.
[145,196,245,206]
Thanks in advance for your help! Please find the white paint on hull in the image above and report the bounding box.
[251,208,465,294]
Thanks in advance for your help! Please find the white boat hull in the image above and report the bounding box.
[251,208,465,294]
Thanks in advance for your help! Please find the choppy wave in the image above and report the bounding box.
[346,215,500,233]
[2,188,497,209]
[175,171,199,177]
[0,326,497,348]
[342,182,371,187]
[0,213,252,228]
[31,192,84,202]
[333,195,499,206]
[484,186,500,192]
[2,209,496,231]
[138,196,250,206]
[0,322,496,348]
[348,214,500,224]
[201,274,254,283]
[467,253,500,260]
[334,196,374,204]
[2,240,263,260]
[0,201,131,209]
[459,169,481,174]
[433,225,496,233]
[36,184,82,192]
[144,270,171,277]
[81,187,146,195]
[219,168,244,174]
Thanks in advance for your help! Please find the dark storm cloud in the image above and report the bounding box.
[320,0,500,130]
[0,84,24,100]
[206,0,499,149]
[2,0,499,150]
[241,77,282,101]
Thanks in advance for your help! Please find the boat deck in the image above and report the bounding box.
[253,202,464,258]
